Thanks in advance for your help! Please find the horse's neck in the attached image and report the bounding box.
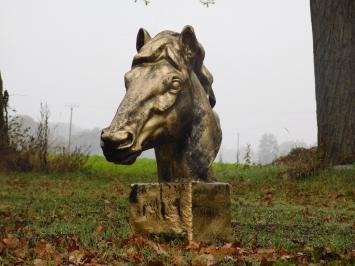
[155,72,222,182]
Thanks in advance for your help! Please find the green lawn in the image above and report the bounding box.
[0,157,354,265]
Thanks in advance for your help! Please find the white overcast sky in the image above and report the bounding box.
[0,0,316,150]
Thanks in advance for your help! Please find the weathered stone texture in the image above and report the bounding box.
[129,182,232,243]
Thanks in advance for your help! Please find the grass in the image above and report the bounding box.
[0,157,354,265]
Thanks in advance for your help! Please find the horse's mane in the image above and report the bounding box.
[132,31,216,108]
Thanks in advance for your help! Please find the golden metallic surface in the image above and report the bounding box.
[129,182,233,243]
[101,25,222,182]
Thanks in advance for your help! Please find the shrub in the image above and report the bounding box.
[273,147,323,179]
[48,147,90,173]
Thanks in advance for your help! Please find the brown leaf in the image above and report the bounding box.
[200,245,218,255]
[219,242,239,255]
[95,225,105,234]
[19,239,29,249]
[69,249,86,265]
[33,258,47,266]
[260,257,273,266]
[171,255,186,266]
[336,194,346,200]
[67,235,80,252]
[0,240,5,253]
[35,239,54,259]
[2,235,20,248]
[160,242,171,251]
[84,258,104,266]
[53,250,62,264]
[145,239,168,256]
[280,254,293,260]
[120,247,142,264]
[257,248,276,255]
[13,248,27,259]
[129,235,146,247]
[185,240,201,251]
[192,253,215,266]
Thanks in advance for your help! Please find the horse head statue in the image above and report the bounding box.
[101,26,222,182]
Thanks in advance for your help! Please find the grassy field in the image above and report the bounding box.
[0,156,354,265]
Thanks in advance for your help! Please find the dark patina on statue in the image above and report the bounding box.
[101,25,222,182]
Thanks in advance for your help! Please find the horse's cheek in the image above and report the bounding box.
[154,93,176,112]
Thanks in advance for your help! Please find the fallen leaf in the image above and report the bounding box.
[192,254,215,266]
[145,239,168,256]
[280,254,293,260]
[120,247,142,264]
[185,240,201,251]
[160,243,171,251]
[171,255,185,265]
[260,257,273,266]
[53,250,62,264]
[84,258,104,266]
[95,225,105,234]
[67,235,80,252]
[33,258,47,266]
[0,241,5,253]
[257,248,276,254]
[13,248,27,259]
[35,239,54,259]
[2,235,20,248]
[200,245,218,255]
[219,242,239,255]
[69,249,86,265]
[336,194,346,200]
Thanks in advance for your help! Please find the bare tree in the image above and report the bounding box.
[243,144,252,165]
[36,103,50,170]
[0,72,9,148]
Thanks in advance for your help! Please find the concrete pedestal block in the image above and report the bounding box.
[129,182,232,243]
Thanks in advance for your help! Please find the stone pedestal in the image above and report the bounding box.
[129,182,232,243]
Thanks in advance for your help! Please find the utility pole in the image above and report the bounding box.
[236,133,240,164]
[66,104,79,151]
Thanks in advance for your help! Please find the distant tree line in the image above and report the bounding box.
[217,134,308,165]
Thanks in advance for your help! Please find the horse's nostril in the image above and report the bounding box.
[115,131,133,147]
[101,130,135,150]
[125,132,134,145]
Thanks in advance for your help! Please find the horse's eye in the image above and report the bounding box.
[170,78,181,93]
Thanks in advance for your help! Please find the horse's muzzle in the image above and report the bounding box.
[100,128,141,164]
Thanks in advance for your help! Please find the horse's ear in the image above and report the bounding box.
[136,28,151,52]
[179,25,204,68]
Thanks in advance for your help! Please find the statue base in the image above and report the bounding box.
[129,182,232,243]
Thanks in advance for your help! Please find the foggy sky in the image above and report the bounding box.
[0,0,316,150]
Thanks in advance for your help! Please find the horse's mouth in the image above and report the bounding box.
[102,147,142,165]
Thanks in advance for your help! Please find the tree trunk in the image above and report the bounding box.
[310,0,355,165]
[0,72,7,148]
